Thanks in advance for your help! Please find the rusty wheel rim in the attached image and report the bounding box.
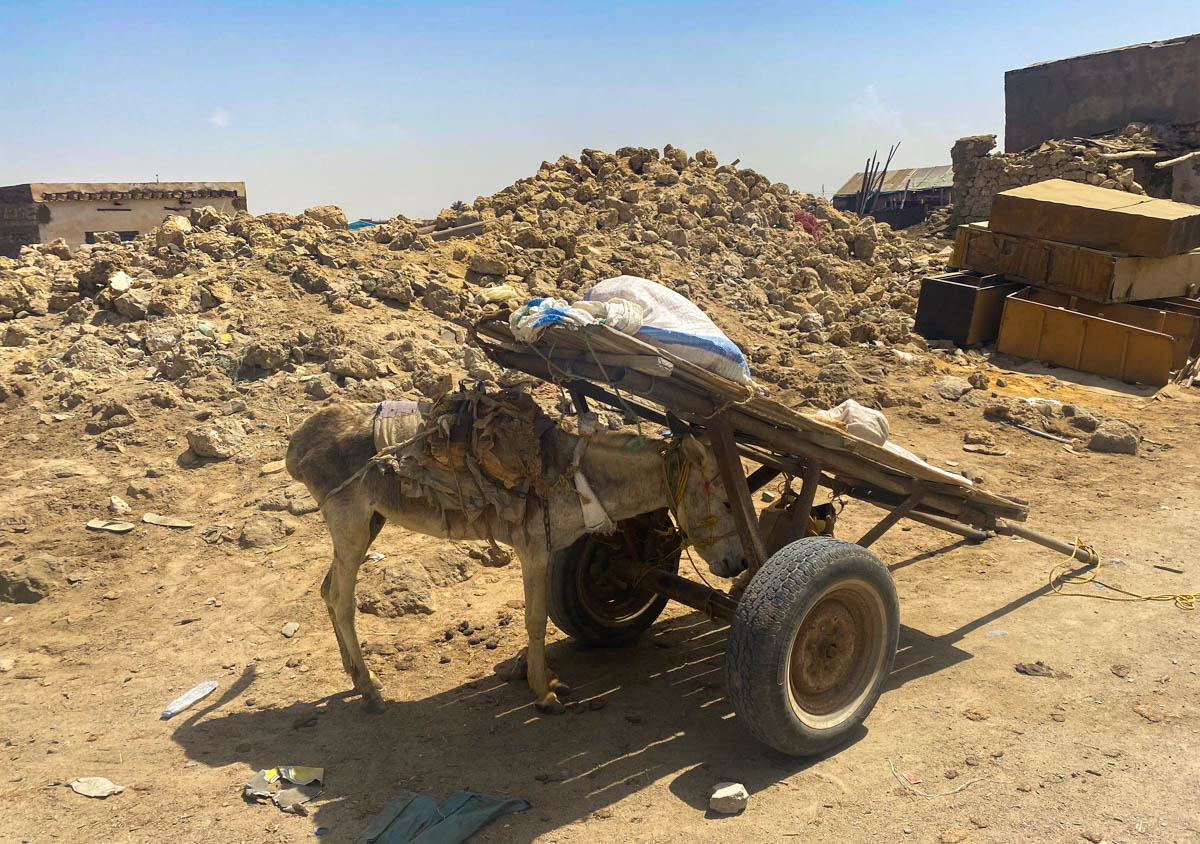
[786,579,886,729]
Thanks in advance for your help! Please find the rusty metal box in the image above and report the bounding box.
[914,271,1025,346]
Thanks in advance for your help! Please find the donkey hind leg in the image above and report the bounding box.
[516,540,570,713]
[321,501,386,712]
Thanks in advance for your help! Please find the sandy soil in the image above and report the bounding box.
[2,368,1199,844]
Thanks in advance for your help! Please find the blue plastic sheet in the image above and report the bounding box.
[356,790,531,844]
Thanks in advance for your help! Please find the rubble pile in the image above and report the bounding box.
[0,145,952,428]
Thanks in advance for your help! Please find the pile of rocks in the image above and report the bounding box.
[0,145,952,435]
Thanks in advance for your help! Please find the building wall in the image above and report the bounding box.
[36,195,244,247]
[1006,34,1200,152]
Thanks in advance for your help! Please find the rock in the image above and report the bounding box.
[238,515,291,548]
[967,370,989,390]
[108,496,132,516]
[421,282,464,319]
[281,622,300,638]
[242,340,289,371]
[326,349,378,380]
[2,323,35,347]
[187,418,248,459]
[113,288,152,319]
[358,560,435,617]
[1068,410,1099,432]
[65,336,125,372]
[708,782,748,814]
[85,400,137,434]
[817,362,861,384]
[934,376,973,401]
[1,564,52,603]
[467,253,510,276]
[303,205,349,229]
[963,430,995,447]
[305,373,340,399]
[155,215,192,248]
[1088,420,1139,455]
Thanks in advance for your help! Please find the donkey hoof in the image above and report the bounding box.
[548,679,572,698]
[535,694,566,715]
[362,695,387,715]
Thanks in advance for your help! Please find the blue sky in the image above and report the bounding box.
[2,1,1198,219]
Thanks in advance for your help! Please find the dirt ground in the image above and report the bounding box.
[2,361,1199,844]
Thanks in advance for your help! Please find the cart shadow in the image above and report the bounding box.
[168,577,1042,840]
[167,611,820,841]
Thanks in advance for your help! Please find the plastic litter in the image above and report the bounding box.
[245,766,325,814]
[143,513,195,529]
[161,680,218,719]
[69,777,125,798]
[85,519,136,534]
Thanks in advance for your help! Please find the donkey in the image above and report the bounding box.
[286,402,744,714]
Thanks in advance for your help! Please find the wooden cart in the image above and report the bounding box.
[473,313,1096,756]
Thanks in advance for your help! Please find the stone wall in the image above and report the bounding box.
[1006,33,1200,152]
[949,135,1142,225]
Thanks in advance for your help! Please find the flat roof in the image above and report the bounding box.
[1,182,246,202]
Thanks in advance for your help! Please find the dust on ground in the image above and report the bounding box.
[1,146,1198,843]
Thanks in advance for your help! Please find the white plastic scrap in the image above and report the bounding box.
[510,296,643,342]
[69,777,125,798]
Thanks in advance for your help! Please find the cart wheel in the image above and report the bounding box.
[548,509,681,647]
[726,536,898,756]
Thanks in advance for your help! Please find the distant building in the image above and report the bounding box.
[831,165,953,228]
[0,181,247,257]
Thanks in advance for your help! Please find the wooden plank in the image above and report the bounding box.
[989,179,1200,259]
[955,222,1200,303]
[545,350,674,377]
[997,289,1175,386]
[1154,149,1200,170]
[706,413,767,573]
[787,459,822,542]
[857,487,923,548]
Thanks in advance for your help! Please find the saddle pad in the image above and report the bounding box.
[374,401,424,452]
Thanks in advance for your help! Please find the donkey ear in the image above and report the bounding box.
[665,412,690,438]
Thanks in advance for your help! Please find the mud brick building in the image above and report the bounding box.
[0,182,247,256]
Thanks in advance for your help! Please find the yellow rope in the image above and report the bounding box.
[1049,537,1197,611]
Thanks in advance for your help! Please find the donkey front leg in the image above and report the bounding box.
[321,501,385,713]
[516,540,570,713]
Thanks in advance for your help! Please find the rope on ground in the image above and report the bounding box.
[1049,537,1197,611]
[887,759,994,798]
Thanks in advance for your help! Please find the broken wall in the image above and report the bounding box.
[949,135,1142,226]
[1005,33,1200,152]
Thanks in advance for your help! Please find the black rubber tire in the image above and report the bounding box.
[726,536,899,757]
[548,509,681,647]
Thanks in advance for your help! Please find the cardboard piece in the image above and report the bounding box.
[989,179,1200,258]
[952,223,1200,303]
